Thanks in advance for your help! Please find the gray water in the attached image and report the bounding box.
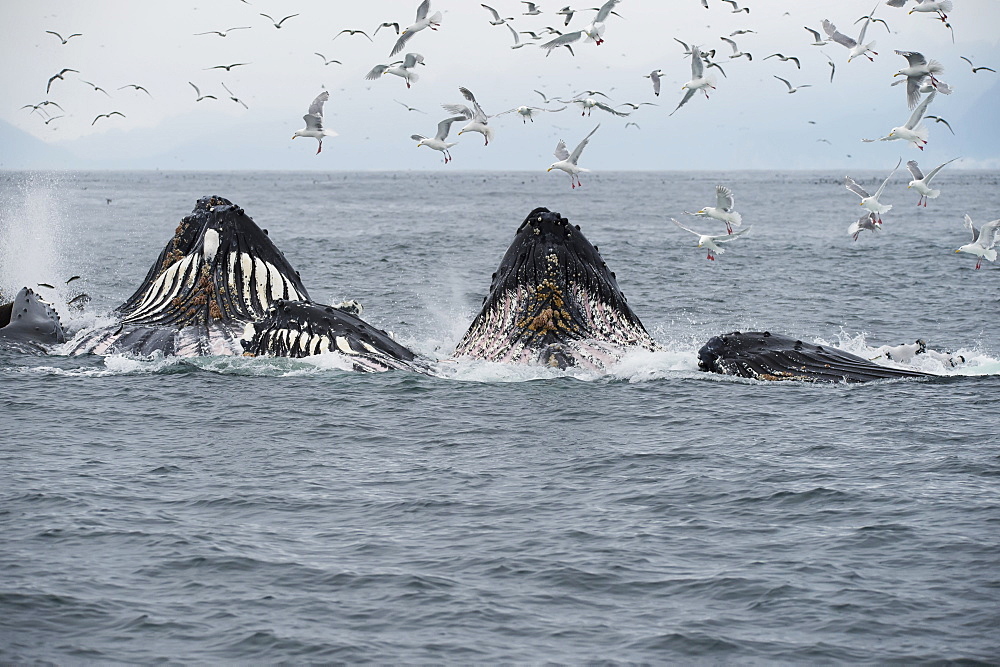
[2,170,998,663]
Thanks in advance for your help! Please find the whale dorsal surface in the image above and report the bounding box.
[698,331,934,383]
[67,196,309,356]
[455,207,660,370]
[0,287,66,354]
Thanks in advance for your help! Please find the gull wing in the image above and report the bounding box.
[650,71,661,96]
[411,134,428,141]
[670,88,697,116]
[822,20,857,49]
[415,0,431,21]
[481,4,501,21]
[720,36,738,54]
[402,52,424,69]
[458,87,487,122]
[553,139,569,161]
[365,64,389,80]
[715,185,735,211]
[569,125,599,164]
[671,218,703,238]
[594,0,621,23]
[435,115,466,141]
[594,101,628,117]
[774,75,792,91]
[844,176,871,199]
[976,220,1000,249]
[690,46,704,78]
[715,225,752,243]
[905,160,924,181]
[540,31,582,51]
[307,91,329,119]
[856,2,880,43]
[904,90,935,130]
[390,32,414,57]
[923,157,958,183]
[894,49,927,68]
[441,103,472,119]
[963,214,979,242]
[874,158,902,199]
[804,26,823,42]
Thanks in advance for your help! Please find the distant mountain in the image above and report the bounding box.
[0,119,79,169]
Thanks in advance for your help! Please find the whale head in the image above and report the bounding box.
[454,207,659,370]
[0,287,65,353]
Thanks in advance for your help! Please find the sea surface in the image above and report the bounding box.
[1,170,998,663]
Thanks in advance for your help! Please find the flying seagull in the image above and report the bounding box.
[480,4,514,25]
[547,124,600,189]
[497,104,566,123]
[862,90,936,150]
[194,26,251,37]
[333,29,373,41]
[391,0,442,57]
[956,215,1000,269]
[905,157,959,206]
[644,69,663,96]
[670,45,715,116]
[292,91,337,154]
[822,4,880,62]
[45,30,82,44]
[188,82,217,102]
[773,75,811,93]
[204,63,250,72]
[442,86,495,145]
[845,158,901,224]
[221,82,249,109]
[672,219,752,261]
[91,111,125,125]
[412,115,465,163]
[118,83,152,97]
[46,68,78,94]
[686,185,743,234]
[365,52,425,89]
[259,13,299,29]
[314,53,342,66]
[959,56,996,74]
[81,80,111,96]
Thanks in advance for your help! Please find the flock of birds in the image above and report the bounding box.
[18,0,1000,267]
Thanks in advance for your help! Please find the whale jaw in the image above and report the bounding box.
[455,207,659,370]
[0,287,65,354]
[698,331,934,383]
[240,299,423,373]
[67,196,309,356]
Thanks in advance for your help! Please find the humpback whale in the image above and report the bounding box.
[3,195,952,383]
[63,196,419,369]
[697,331,933,383]
[454,207,660,370]
[0,287,66,354]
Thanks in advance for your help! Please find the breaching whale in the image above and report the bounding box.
[454,207,661,370]
[3,195,946,382]
[63,196,418,369]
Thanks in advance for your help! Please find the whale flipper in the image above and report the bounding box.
[697,331,934,383]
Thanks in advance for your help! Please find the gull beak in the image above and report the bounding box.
[546,167,553,172]
[291,135,296,140]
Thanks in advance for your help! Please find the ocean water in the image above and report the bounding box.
[1,170,998,663]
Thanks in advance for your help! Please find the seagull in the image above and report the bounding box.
[221,82,249,109]
[498,105,566,123]
[548,125,599,189]
[518,30,546,40]
[292,91,337,154]
[848,211,881,241]
[893,50,948,108]
[804,26,828,46]
[42,115,64,125]
[442,86,494,145]
[670,45,715,116]
[720,36,751,60]
[541,0,620,49]
[391,0,442,57]
[956,215,1000,269]
[20,100,64,116]
[333,29,373,41]
[908,0,952,19]
[822,6,879,62]
[687,185,742,234]
[625,121,640,129]
[259,13,299,28]
[672,219,752,261]
[731,29,756,36]
[862,90,936,150]
[374,22,400,36]
[412,115,465,163]
[118,83,152,97]
[91,111,125,125]
[556,5,576,26]
[395,99,426,113]
[314,53,343,66]
[481,4,514,25]
[570,97,629,117]
[365,52,425,89]
[616,101,657,110]
[45,30,82,44]
[773,75,811,93]
[505,23,529,48]
[959,56,996,74]
[534,89,561,104]
[905,157,958,206]
[721,0,750,13]
[522,1,542,15]
[46,68,78,94]
[824,52,837,82]
[854,13,891,32]
[188,82,217,101]
[194,26,251,37]
[845,158,901,224]
[204,63,250,72]
[644,69,663,96]
[80,80,111,96]
[923,115,954,135]
[763,53,801,68]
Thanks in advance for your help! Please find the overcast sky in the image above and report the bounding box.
[2,0,999,170]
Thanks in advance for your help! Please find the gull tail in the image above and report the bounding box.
[730,211,743,226]
[938,0,953,11]
[985,248,998,262]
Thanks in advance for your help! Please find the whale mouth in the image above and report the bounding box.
[67,196,310,356]
[454,207,659,370]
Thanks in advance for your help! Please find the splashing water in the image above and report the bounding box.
[0,172,69,303]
